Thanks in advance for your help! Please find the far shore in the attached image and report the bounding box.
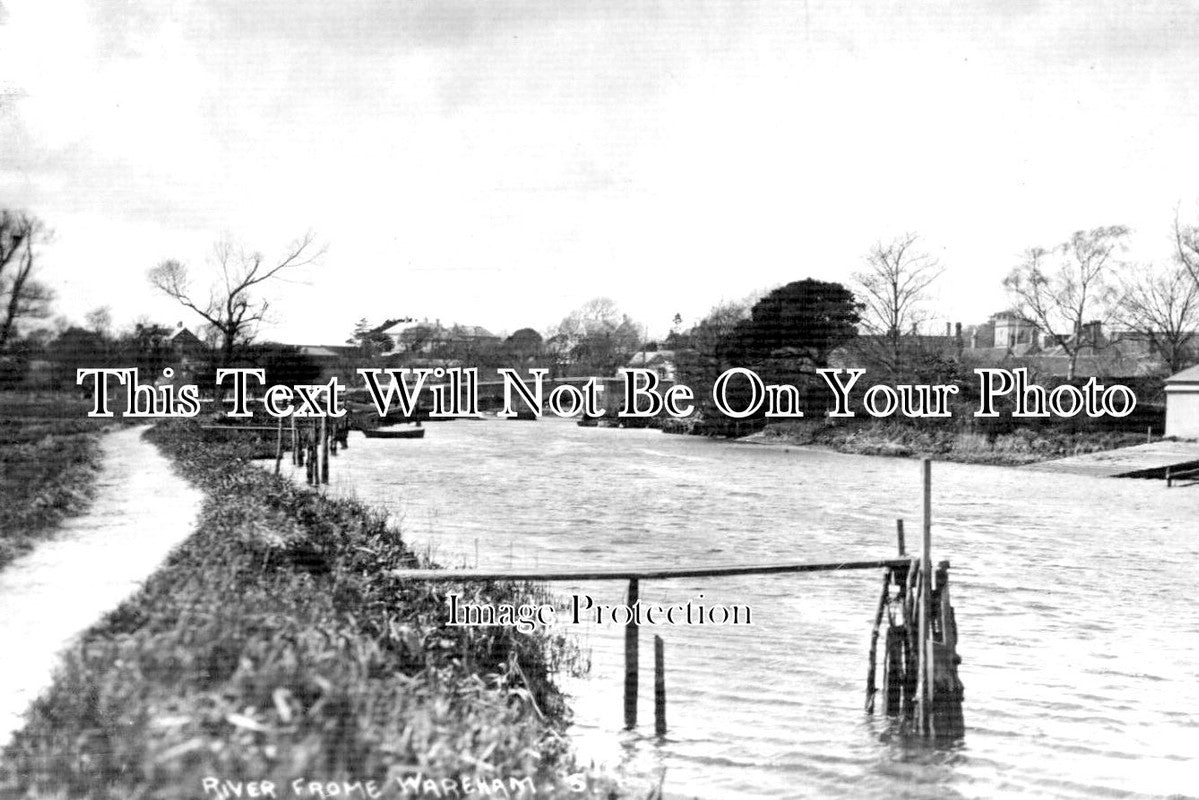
[736,420,1157,467]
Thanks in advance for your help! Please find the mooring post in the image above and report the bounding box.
[918,458,934,733]
[320,415,330,484]
[274,415,284,474]
[865,570,890,713]
[654,635,666,737]
[896,518,905,556]
[624,577,639,729]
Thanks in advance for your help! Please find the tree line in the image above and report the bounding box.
[4,205,1199,397]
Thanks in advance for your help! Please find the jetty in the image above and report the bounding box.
[396,459,964,739]
[1025,440,1199,480]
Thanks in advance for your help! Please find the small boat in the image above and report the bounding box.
[362,427,426,440]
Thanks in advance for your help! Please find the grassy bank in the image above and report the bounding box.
[0,420,610,798]
[0,392,108,568]
[758,419,1151,465]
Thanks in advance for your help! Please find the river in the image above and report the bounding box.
[304,417,1199,799]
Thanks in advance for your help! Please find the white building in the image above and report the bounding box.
[1164,365,1199,437]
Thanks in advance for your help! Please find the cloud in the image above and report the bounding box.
[2,0,1198,340]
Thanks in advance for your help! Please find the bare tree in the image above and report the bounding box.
[148,231,322,366]
[0,210,55,350]
[1114,262,1199,374]
[853,233,943,375]
[84,305,113,338]
[1004,225,1128,379]
[1174,208,1199,285]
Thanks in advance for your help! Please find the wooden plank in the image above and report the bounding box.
[393,558,911,582]
[199,425,286,432]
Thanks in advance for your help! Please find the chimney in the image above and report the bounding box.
[945,322,951,336]
[970,331,978,349]
[955,322,962,338]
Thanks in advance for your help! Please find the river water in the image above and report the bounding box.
[305,418,1199,799]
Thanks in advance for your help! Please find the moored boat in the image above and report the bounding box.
[362,427,426,439]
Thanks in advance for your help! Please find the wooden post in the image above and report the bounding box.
[1166,465,1172,488]
[865,570,890,713]
[896,518,905,556]
[624,578,639,729]
[305,426,315,485]
[918,458,934,733]
[274,415,284,474]
[654,635,666,736]
[291,415,299,465]
[320,415,330,484]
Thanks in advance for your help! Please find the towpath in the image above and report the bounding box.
[0,425,202,745]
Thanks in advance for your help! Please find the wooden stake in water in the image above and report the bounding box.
[918,458,933,732]
[654,635,666,736]
[320,415,330,484]
[865,570,890,713]
[274,415,284,474]
[624,578,639,729]
[896,518,905,556]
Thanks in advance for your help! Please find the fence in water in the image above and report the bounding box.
[396,459,964,738]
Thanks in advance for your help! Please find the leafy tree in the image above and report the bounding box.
[121,321,176,374]
[47,327,108,388]
[505,328,543,364]
[347,317,400,358]
[551,297,642,375]
[240,342,322,387]
[719,279,861,368]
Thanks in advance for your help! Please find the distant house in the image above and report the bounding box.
[625,349,677,382]
[167,324,209,382]
[962,312,1161,379]
[384,319,501,355]
[296,344,358,363]
[1165,365,1199,437]
[170,325,206,358]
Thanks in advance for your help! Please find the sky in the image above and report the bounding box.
[3,0,1199,344]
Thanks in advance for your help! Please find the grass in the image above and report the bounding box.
[760,419,1152,465]
[0,391,110,568]
[0,419,620,798]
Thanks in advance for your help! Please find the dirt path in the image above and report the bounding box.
[0,425,202,745]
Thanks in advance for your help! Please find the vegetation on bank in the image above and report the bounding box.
[0,420,614,798]
[757,419,1152,465]
[0,392,107,568]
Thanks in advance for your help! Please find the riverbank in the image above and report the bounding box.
[0,420,614,797]
[0,392,108,568]
[750,419,1151,466]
